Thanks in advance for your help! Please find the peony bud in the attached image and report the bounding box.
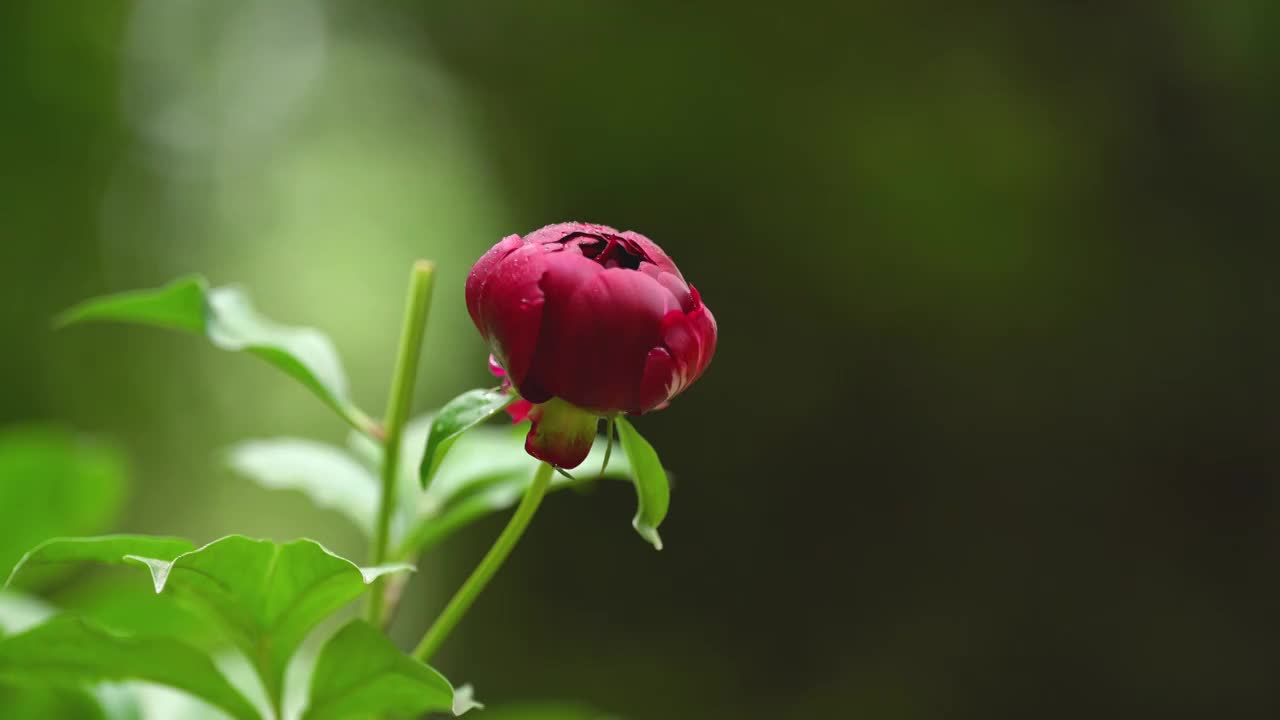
[466,222,716,467]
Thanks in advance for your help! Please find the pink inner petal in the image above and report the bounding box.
[505,398,533,424]
[488,354,507,378]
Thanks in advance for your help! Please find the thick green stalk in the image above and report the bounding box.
[367,261,435,626]
[412,461,554,662]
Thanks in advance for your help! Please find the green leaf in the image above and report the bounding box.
[89,684,146,720]
[124,681,244,720]
[225,438,379,535]
[56,275,207,333]
[0,616,260,720]
[302,620,463,720]
[231,416,636,558]
[400,478,534,557]
[56,579,227,652]
[1,597,148,720]
[0,591,54,636]
[57,277,374,435]
[599,416,616,476]
[0,426,129,589]
[396,422,632,557]
[204,286,361,429]
[4,536,196,591]
[408,420,539,513]
[124,536,412,707]
[229,413,645,558]
[419,388,515,490]
[0,596,144,720]
[614,417,670,550]
[0,684,111,720]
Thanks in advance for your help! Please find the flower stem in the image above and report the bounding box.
[412,461,554,663]
[367,260,436,627]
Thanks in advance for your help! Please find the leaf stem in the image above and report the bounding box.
[412,461,554,663]
[349,407,385,442]
[367,260,436,626]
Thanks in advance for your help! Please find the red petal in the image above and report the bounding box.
[637,346,677,413]
[547,268,672,413]
[469,224,714,417]
[525,221,611,247]
[643,289,717,410]
[620,229,683,279]
[518,250,603,403]
[465,234,523,338]
[691,293,721,381]
[685,295,717,384]
[638,263,693,312]
[478,243,548,388]
[659,311,698,397]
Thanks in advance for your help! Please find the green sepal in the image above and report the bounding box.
[526,398,600,469]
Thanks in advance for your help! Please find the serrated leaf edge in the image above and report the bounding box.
[123,535,414,594]
[452,683,484,716]
[3,534,194,592]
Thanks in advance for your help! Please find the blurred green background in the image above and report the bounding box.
[3,1,1279,718]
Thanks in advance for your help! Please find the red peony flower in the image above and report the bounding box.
[466,222,716,467]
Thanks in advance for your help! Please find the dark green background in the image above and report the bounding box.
[3,2,1278,718]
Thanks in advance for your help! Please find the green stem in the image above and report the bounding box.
[348,406,385,442]
[412,461,554,663]
[367,260,436,626]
